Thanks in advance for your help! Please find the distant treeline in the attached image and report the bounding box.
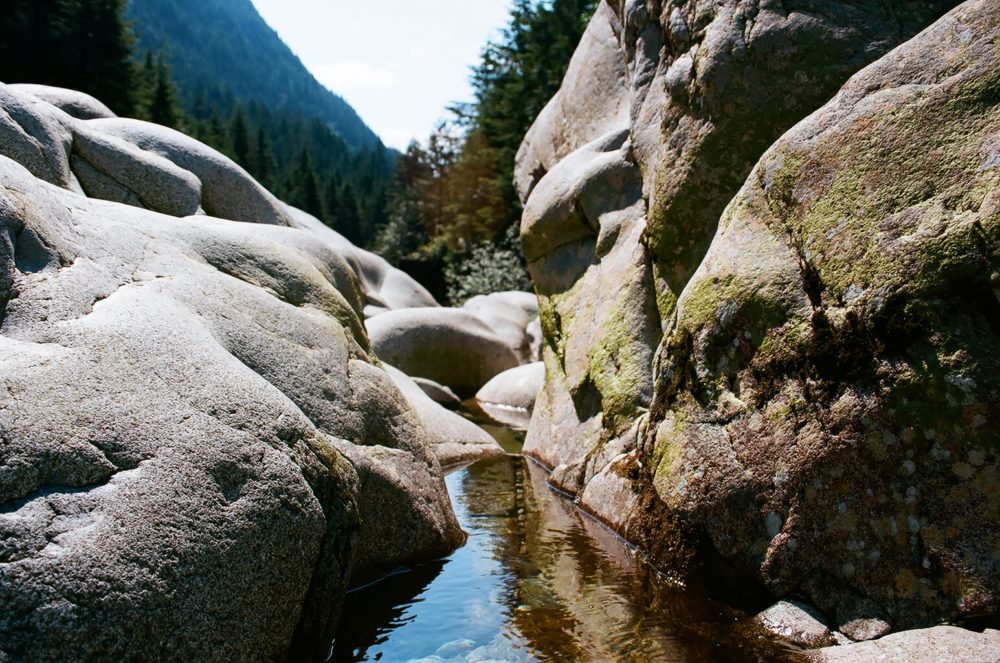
[373,0,597,302]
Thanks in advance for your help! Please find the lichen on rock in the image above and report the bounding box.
[516,0,997,635]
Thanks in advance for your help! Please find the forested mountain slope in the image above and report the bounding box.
[127,0,378,149]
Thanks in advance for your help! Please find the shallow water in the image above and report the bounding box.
[332,445,800,662]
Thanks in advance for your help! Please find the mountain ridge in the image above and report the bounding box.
[126,0,381,150]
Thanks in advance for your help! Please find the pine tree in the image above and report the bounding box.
[335,185,362,245]
[147,54,182,129]
[229,104,251,169]
[254,127,277,190]
[323,174,341,225]
[286,148,323,219]
[0,0,138,114]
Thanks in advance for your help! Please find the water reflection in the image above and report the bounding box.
[332,454,799,662]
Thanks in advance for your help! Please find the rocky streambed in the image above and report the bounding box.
[332,427,799,663]
[3,0,1000,659]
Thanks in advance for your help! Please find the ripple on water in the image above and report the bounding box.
[331,449,801,663]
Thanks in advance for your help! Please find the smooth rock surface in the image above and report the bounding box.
[71,123,203,217]
[286,206,439,311]
[0,87,463,660]
[87,117,294,226]
[808,626,1000,662]
[0,82,75,189]
[385,365,505,467]
[412,376,462,409]
[476,361,545,414]
[9,84,116,120]
[462,290,541,364]
[367,308,520,398]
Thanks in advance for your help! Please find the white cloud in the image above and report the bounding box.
[314,60,401,93]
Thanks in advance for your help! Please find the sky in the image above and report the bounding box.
[249,0,514,150]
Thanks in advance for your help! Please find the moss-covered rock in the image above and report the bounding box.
[648,0,1000,627]
[516,0,997,633]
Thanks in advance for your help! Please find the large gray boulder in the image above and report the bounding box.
[0,82,76,189]
[9,84,116,120]
[518,0,962,478]
[0,90,462,659]
[476,362,545,430]
[285,206,439,311]
[462,291,541,364]
[71,123,203,217]
[87,117,294,226]
[366,307,520,398]
[517,0,992,634]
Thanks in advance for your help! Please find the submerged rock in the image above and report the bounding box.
[0,85,462,661]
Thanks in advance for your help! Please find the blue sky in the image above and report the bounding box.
[250,0,514,150]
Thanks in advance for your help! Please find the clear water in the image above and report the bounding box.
[332,445,801,663]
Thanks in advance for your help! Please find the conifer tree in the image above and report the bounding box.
[323,174,341,224]
[254,128,276,190]
[147,54,182,128]
[0,0,138,114]
[330,185,361,245]
[286,148,323,219]
[229,104,251,169]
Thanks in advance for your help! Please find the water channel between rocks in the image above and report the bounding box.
[331,421,803,663]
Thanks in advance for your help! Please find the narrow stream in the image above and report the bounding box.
[332,430,801,662]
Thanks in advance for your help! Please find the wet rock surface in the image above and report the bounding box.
[756,600,837,648]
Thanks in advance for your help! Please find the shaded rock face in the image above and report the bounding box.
[0,84,462,661]
[518,0,995,632]
[518,0,961,475]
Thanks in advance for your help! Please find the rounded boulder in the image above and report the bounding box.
[366,308,519,398]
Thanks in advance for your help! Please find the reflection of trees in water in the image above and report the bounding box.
[330,560,446,662]
[335,455,799,663]
[511,460,787,662]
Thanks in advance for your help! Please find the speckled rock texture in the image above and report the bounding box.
[517,0,996,633]
[755,600,837,648]
[808,626,1000,662]
[517,0,961,482]
[0,85,463,662]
